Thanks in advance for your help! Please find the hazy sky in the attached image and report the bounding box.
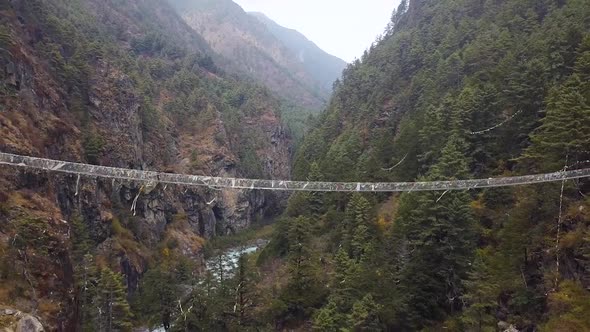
[233,0,401,63]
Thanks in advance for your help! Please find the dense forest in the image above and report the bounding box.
[284,0,590,331]
[1,0,590,331]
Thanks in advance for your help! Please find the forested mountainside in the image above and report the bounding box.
[1,0,590,331]
[0,0,293,329]
[278,0,590,330]
[168,0,339,111]
[249,12,348,93]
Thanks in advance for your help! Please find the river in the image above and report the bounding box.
[205,240,267,279]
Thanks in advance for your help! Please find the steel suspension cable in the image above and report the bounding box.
[0,152,588,192]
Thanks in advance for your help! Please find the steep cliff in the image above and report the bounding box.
[0,0,291,328]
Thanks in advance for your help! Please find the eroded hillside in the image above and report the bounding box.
[0,0,291,328]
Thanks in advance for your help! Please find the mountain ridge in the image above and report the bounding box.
[168,0,345,111]
[0,0,292,328]
[248,11,347,92]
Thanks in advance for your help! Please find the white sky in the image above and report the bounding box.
[233,0,401,63]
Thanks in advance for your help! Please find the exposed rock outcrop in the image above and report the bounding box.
[0,309,44,332]
[0,0,292,329]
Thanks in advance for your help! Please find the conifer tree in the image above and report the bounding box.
[172,286,212,332]
[312,298,342,331]
[71,214,93,263]
[391,133,476,329]
[307,162,325,217]
[331,247,356,309]
[78,254,98,332]
[71,215,98,331]
[136,265,180,330]
[279,216,324,323]
[351,224,371,261]
[228,254,258,329]
[347,294,382,331]
[95,268,133,332]
[342,194,372,256]
[461,249,499,332]
[524,38,590,171]
[418,105,447,172]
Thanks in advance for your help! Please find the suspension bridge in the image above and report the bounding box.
[0,152,588,192]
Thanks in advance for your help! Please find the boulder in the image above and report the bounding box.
[0,309,44,332]
[15,315,44,332]
[498,321,518,332]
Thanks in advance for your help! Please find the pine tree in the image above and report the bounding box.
[233,254,256,329]
[341,194,372,256]
[523,38,590,171]
[391,134,476,329]
[331,247,357,311]
[175,258,192,284]
[172,286,212,332]
[279,216,324,323]
[0,25,13,56]
[71,215,98,331]
[313,298,344,331]
[71,214,93,263]
[524,81,590,171]
[307,162,325,217]
[347,294,382,331]
[95,268,133,332]
[136,265,180,330]
[418,105,447,172]
[78,254,98,332]
[461,249,499,332]
[351,224,371,261]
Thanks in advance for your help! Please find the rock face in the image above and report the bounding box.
[15,316,44,332]
[498,321,519,332]
[0,309,44,332]
[0,0,292,329]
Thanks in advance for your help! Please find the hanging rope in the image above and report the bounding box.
[382,153,409,171]
[554,156,568,290]
[130,185,143,216]
[470,109,524,135]
[0,152,589,192]
[75,174,80,196]
[436,190,449,203]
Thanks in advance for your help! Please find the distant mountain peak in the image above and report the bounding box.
[248,11,347,91]
[168,0,346,108]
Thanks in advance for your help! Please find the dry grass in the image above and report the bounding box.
[37,299,60,317]
[8,191,62,221]
[163,216,206,257]
[0,314,18,329]
[376,194,400,231]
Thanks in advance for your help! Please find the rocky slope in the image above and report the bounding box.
[0,0,291,329]
[249,12,347,92]
[169,0,343,110]
[0,308,44,332]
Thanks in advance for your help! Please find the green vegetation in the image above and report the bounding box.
[12,0,291,173]
[272,0,590,330]
[95,268,134,331]
[2,0,590,330]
